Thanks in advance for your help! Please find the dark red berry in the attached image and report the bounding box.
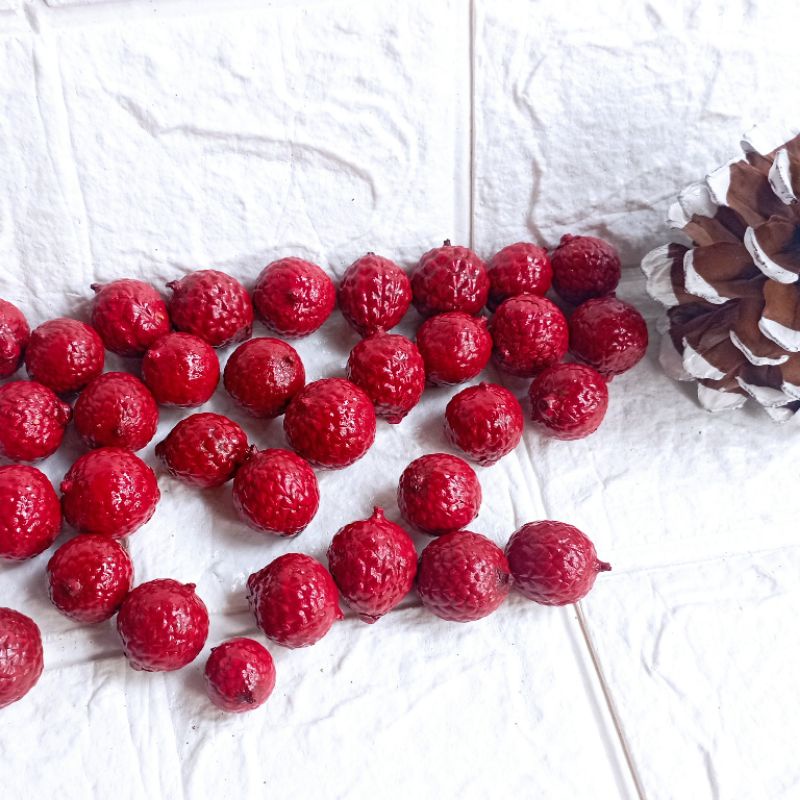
[486,242,552,311]
[416,311,492,386]
[0,381,72,462]
[205,638,276,713]
[142,332,219,407]
[551,234,622,306]
[0,465,61,561]
[0,299,30,378]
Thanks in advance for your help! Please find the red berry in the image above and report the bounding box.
[486,242,552,311]
[74,372,158,451]
[411,240,489,317]
[232,449,319,537]
[346,333,425,423]
[284,378,376,469]
[155,413,249,489]
[505,520,611,605]
[444,383,523,466]
[569,296,648,377]
[142,332,219,407]
[0,381,72,462]
[551,234,621,306]
[167,270,253,348]
[417,531,510,622]
[25,318,104,394]
[416,312,492,386]
[253,258,335,337]
[46,534,133,622]
[326,507,417,623]
[117,579,209,671]
[528,363,609,440]
[490,295,568,377]
[247,553,342,649]
[90,279,170,356]
[0,608,43,709]
[0,465,61,561]
[338,253,411,337]
[0,299,30,378]
[397,453,481,536]
[60,448,160,539]
[205,638,276,713]
[223,337,305,418]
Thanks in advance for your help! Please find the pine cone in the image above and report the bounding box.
[642,127,800,421]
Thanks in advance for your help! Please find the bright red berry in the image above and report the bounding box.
[505,520,611,605]
[0,381,72,462]
[142,332,219,407]
[326,507,417,623]
[486,242,552,311]
[0,608,43,709]
[0,465,61,561]
[46,534,134,622]
[416,312,492,386]
[0,299,30,378]
[444,383,523,466]
[205,638,276,713]
[551,234,621,306]
[247,553,343,649]
[417,531,510,622]
[117,579,209,671]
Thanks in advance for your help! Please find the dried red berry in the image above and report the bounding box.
[551,234,621,306]
[0,608,44,709]
[205,638,276,713]
[0,465,61,561]
[416,312,492,386]
[142,332,219,407]
[0,381,72,462]
[0,299,30,378]
[486,242,552,311]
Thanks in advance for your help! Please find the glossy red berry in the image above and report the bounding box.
[416,312,492,386]
[0,608,44,709]
[0,299,30,378]
[205,638,276,713]
[486,242,552,311]
[142,332,219,407]
[551,234,621,306]
[0,381,72,462]
[0,465,61,561]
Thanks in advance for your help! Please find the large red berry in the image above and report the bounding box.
[167,270,253,348]
[284,378,376,469]
[490,295,568,377]
[416,312,492,386]
[0,381,72,462]
[551,234,621,306]
[117,579,209,671]
[0,299,30,378]
[569,296,649,377]
[338,253,411,337]
[326,507,417,623]
[505,520,611,605]
[74,372,158,451]
[486,242,552,311]
[90,279,170,356]
[0,465,61,561]
[0,608,43,709]
[247,553,342,648]
[46,534,134,622]
[417,531,510,622]
[346,333,425,423]
[205,638,276,713]
[25,318,104,394]
[223,337,305,418]
[397,453,481,536]
[529,363,609,440]
[60,448,160,539]
[444,383,523,466]
[232,449,319,537]
[155,413,249,489]
[411,240,489,317]
[253,258,335,337]
[142,332,219,407]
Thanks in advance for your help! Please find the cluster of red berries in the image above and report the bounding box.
[0,235,637,713]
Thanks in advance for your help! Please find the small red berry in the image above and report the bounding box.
[0,465,61,561]
[142,332,219,407]
[205,638,276,713]
[0,608,44,709]
[416,312,492,386]
[551,234,621,306]
[0,381,72,462]
[486,242,552,311]
[0,299,30,378]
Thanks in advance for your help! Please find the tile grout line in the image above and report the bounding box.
[467,0,476,251]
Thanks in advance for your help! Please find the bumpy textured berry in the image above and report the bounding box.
[417,531,510,622]
[338,253,411,337]
[505,520,611,605]
[74,372,158,451]
[0,299,30,378]
[253,258,335,337]
[142,332,219,407]
[46,534,133,622]
[346,334,425,423]
[551,234,621,306]
[233,449,319,537]
[490,295,568,377]
[117,579,209,672]
[0,465,61,561]
[25,318,104,394]
[247,553,343,648]
[416,312,492,386]
[486,242,552,311]
[167,270,253,348]
[60,447,160,539]
[0,381,72,462]
[155,413,249,489]
[326,507,417,623]
[411,240,489,317]
[528,363,609,440]
[223,337,305,418]
[0,608,43,709]
[444,383,524,466]
[397,453,481,536]
[90,279,170,356]
[205,638,276,713]
[284,378,376,469]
